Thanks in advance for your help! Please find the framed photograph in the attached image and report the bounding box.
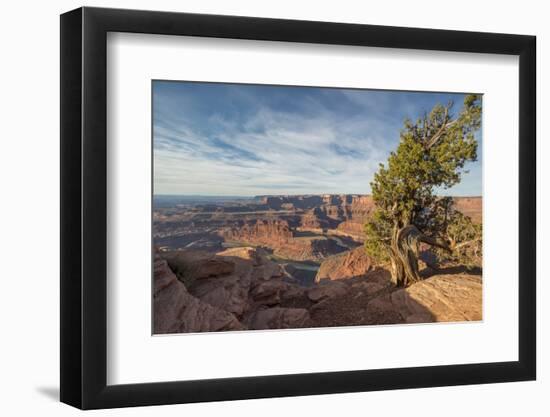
[60,6,536,409]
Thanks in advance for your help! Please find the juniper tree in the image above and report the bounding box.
[364,94,482,287]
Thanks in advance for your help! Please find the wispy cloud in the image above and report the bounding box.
[153,82,481,196]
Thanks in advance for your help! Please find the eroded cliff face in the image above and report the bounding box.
[210,195,482,260]
[222,219,349,261]
[154,247,316,333]
[155,195,481,254]
[333,196,375,239]
[252,195,376,242]
[453,196,482,224]
[217,196,379,258]
[315,246,374,282]
[223,219,293,246]
[153,253,244,334]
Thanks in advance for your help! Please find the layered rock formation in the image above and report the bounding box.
[453,197,483,224]
[223,219,293,246]
[222,219,348,261]
[155,194,481,253]
[253,194,375,241]
[315,247,374,282]
[275,237,347,261]
[299,207,337,230]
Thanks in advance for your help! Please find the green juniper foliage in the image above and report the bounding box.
[364,94,482,286]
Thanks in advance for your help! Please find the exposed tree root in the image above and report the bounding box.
[390,225,451,287]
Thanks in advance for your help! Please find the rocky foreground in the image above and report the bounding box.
[154,246,482,334]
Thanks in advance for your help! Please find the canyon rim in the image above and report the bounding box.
[152,81,483,334]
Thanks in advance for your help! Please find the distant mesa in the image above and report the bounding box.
[154,194,480,256]
[222,219,350,262]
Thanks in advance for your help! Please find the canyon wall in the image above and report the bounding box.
[222,219,348,261]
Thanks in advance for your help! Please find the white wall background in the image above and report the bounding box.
[0,0,545,415]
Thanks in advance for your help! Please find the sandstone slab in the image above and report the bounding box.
[153,255,243,334]
[307,281,349,302]
[246,307,310,330]
[250,279,290,306]
[367,274,482,323]
[315,247,373,282]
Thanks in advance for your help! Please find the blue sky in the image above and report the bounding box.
[153,81,482,196]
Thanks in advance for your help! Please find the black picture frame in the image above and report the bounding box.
[60,6,536,410]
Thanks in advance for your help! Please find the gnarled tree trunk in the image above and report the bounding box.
[389,224,451,287]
